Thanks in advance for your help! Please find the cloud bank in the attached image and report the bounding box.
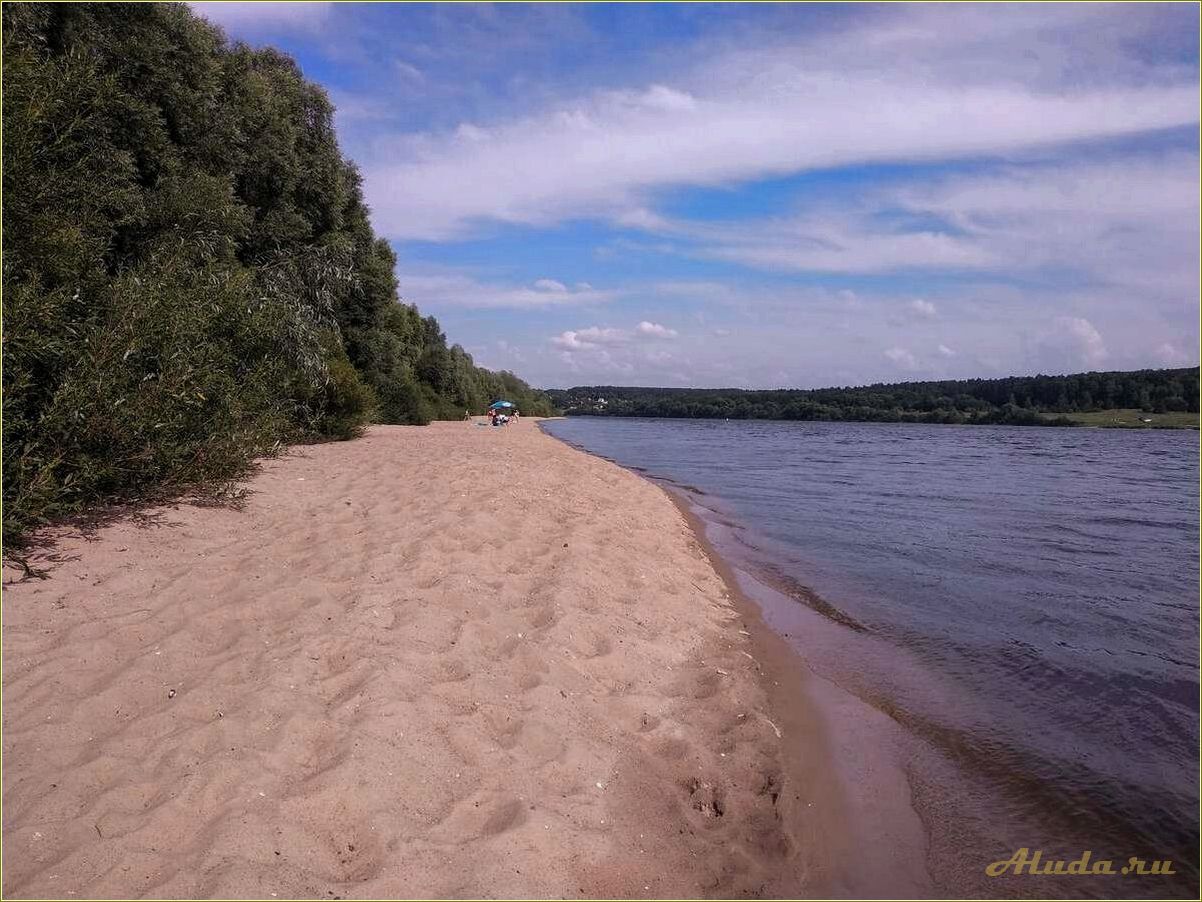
[358,5,1199,241]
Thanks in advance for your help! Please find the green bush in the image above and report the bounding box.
[315,335,376,440]
[375,373,433,426]
[3,249,301,536]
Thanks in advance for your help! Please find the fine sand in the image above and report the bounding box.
[2,420,844,899]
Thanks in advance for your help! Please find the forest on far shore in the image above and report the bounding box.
[2,3,554,544]
[547,367,1200,427]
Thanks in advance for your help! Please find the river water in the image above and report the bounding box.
[543,417,1200,898]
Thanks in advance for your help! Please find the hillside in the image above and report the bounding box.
[1,3,553,542]
[547,367,1200,427]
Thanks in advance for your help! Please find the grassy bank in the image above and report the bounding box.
[1065,409,1200,429]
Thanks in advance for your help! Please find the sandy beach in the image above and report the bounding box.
[2,420,842,899]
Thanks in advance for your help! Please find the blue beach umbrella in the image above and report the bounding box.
[489,400,516,410]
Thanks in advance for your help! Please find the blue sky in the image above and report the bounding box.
[191,2,1200,389]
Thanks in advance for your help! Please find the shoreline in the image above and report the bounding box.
[3,421,837,899]
[541,422,935,899]
[659,487,934,898]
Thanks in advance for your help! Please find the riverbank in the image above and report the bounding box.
[5,420,844,899]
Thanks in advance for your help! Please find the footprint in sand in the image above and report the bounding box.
[652,736,692,762]
[433,659,471,684]
[683,776,727,821]
[667,668,721,700]
[516,669,542,691]
[480,796,527,836]
[576,633,612,658]
[526,604,557,630]
[483,714,565,764]
[637,712,660,733]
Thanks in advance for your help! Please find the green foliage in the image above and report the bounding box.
[2,2,555,544]
[4,246,302,533]
[548,367,1200,427]
[377,374,434,427]
[315,334,376,440]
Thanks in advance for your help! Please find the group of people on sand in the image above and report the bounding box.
[465,408,519,426]
[490,408,517,426]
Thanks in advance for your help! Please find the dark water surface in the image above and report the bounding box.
[543,418,1200,898]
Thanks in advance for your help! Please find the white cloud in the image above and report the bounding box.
[399,271,616,310]
[548,319,682,380]
[1061,317,1108,365]
[937,343,957,358]
[189,2,333,33]
[550,331,584,351]
[330,92,401,127]
[553,321,680,352]
[573,326,626,345]
[548,320,687,382]
[628,153,1199,297]
[699,217,994,274]
[1032,316,1109,371]
[358,6,1199,240]
[614,208,674,231]
[636,321,678,339]
[908,299,938,319]
[884,346,919,369]
[639,84,699,113]
[1153,342,1192,367]
[551,327,624,351]
[651,280,739,302]
[455,123,489,142]
[891,155,1200,297]
[395,60,425,84]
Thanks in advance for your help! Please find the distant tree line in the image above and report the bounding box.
[547,367,1200,425]
[2,2,553,542]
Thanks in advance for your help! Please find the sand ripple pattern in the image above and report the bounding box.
[3,422,806,898]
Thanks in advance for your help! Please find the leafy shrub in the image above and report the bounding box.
[374,373,433,426]
[315,335,376,440]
